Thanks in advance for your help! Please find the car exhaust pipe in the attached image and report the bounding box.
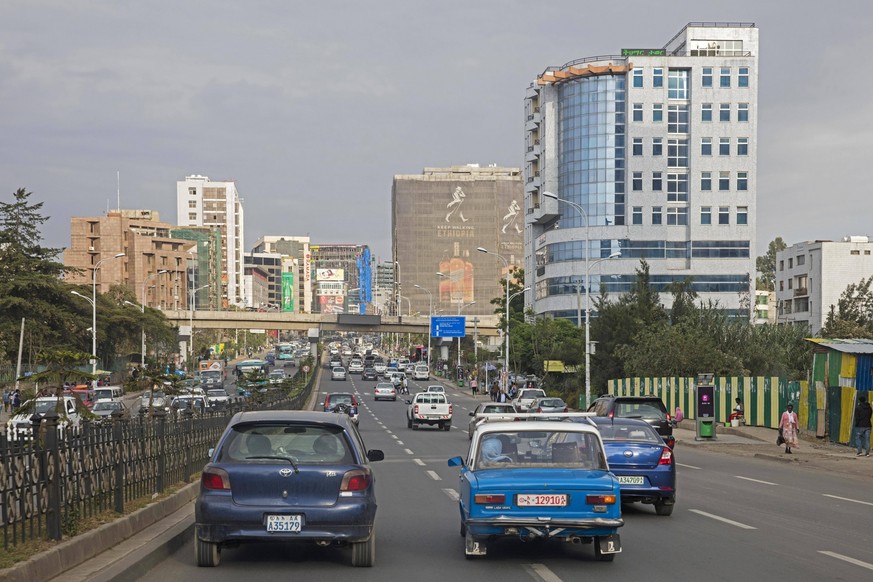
[569,536,583,544]
[315,540,332,547]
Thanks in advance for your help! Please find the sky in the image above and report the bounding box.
[2,1,872,263]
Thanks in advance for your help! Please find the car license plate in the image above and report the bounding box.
[617,476,645,485]
[266,514,302,532]
[516,494,568,506]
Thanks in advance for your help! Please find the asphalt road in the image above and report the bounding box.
[137,370,873,582]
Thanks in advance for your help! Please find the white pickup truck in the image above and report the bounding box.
[406,392,453,431]
[6,395,82,440]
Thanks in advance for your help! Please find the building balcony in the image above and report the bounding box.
[793,287,808,297]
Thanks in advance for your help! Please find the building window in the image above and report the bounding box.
[188,188,196,196]
[702,67,712,88]
[668,70,689,99]
[719,137,730,156]
[702,103,712,122]
[738,103,749,122]
[720,103,731,122]
[719,171,730,191]
[667,173,688,202]
[737,137,749,156]
[779,260,784,271]
[738,67,749,87]
[720,67,731,87]
[632,206,643,225]
[652,206,662,225]
[188,200,197,209]
[797,255,805,265]
[737,206,748,225]
[188,212,197,221]
[737,171,748,191]
[652,137,663,156]
[667,105,689,133]
[653,67,663,88]
[632,138,643,156]
[701,171,712,191]
[667,139,688,167]
[652,171,663,191]
[652,103,663,122]
[788,258,794,269]
[701,206,712,225]
[779,280,784,291]
[633,172,643,191]
[667,207,688,225]
[719,206,730,224]
[633,103,643,122]
[633,69,643,88]
[701,137,712,156]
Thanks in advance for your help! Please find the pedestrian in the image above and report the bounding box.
[728,398,744,424]
[779,403,799,454]
[672,406,684,427]
[2,388,9,414]
[12,389,21,411]
[853,394,872,457]
[470,377,478,396]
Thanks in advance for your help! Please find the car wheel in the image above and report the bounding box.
[444,424,451,432]
[460,521,466,537]
[654,500,674,516]
[407,416,413,429]
[593,538,615,562]
[351,526,376,567]
[195,536,220,567]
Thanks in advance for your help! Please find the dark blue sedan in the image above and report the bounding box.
[587,417,676,516]
[194,411,384,567]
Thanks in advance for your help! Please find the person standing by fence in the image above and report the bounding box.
[854,394,872,457]
[2,388,10,416]
[779,403,799,454]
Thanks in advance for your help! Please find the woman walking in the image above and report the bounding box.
[779,403,799,454]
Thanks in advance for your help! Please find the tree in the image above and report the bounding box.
[820,276,873,338]
[756,237,786,291]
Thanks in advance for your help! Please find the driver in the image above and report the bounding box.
[480,437,513,464]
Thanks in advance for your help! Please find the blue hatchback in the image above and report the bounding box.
[195,411,384,567]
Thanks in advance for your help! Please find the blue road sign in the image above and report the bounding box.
[430,315,466,338]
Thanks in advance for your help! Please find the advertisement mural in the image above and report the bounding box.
[319,295,345,314]
[281,271,294,312]
[317,268,345,282]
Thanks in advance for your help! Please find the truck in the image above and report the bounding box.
[406,392,453,431]
[6,395,83,441]
[199,360,226,388]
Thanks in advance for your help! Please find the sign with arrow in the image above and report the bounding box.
[430,316,466,338]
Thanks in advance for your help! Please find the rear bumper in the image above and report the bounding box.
[466,516,622,538]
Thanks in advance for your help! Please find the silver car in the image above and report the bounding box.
[467,402,518,439]
[331,366,347,381]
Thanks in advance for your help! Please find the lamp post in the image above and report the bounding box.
[394,260,401,317]
[477,247,511,391]
[189,284,210,369]
[89,253,125,375]
[139,269,168,368]
[413,284,433,369]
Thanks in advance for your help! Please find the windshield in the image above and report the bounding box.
[597,423,661,443]
[614,401,667,420]
[93,402,119,412]
[327,394,354,406]
[474,430,607,471]
[34,400,60,414]
[520,390,546,399]
[207,389,226,397]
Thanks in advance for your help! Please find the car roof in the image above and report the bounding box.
[587,416,654,428]
[477,420,600,436]
[228,410,354,429]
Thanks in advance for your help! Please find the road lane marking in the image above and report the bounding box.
[391,435,399,440]
[442,488,459,501]
[405,449,414,455]
[396,440,404,445]
[385,430,393,435]
[427,470,441,481]
[524,563,563,582]
[688,509,756,529]
[735,476,777,486]
[822,494,873,507]
[413,458,425,465]
[819,551,873,571]
[677,463,701,470]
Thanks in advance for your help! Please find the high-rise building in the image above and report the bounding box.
[776,236,873,335]
[176,175,245,308]
[524,23,758,320]
[251,235,312,313]
[392,165,524,320]
[310,244,372,314]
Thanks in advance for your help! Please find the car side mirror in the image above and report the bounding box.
[469,411,475,417]
[367,449,384,462]
[207,447,215,457]
[448,456,465,468]
[405,399,412,405]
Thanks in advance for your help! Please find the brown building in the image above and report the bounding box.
[66,210,194,309]
[392,165,524,320]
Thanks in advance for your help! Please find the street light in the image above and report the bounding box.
[137,269,168,368]
[394,260,401,317]
[89,253,125,374]
[189,284,210,369]
[413,284,433,369]
[477,247,511,391]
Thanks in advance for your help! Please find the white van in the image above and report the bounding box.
[93,386,124,402]
[413,365,430,381]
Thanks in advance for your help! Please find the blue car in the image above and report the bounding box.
[194,411,384,567]
[448,417,623,561]
[586,417,676,516]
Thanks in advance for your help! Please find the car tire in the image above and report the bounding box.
[444,424,451,432]
[351,525,376,567]
[593,538,616,562]
[460,521,466,537]
[195,536,220,567]
[654,500,674,516]
[407,416,413,429]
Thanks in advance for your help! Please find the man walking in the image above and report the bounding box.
[854,394,872,457]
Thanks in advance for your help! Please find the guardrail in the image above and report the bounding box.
[0,370,316,551]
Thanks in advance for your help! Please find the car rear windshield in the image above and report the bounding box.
[615,401,667,420]
[475,430,607,471]
[327,394,354,405]
[597,423,661,443]
[217,423,354,464]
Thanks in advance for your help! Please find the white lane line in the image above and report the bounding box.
[427,470,441,481]
[735,475,777,486]
[819,551,873,571]
[391,435,399,440]
[385,430,393,435]
[442,488,459,501]
[823,494,873,507]
[677,463,701,470]
[405,449,414,455]
[413,458,425,465]
[688,509,756,530]
[524,563,563,582]
[396,441,404,446]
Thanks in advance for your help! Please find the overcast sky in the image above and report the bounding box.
[2,1,871,262]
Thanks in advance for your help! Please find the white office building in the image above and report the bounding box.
[524,23,758,320]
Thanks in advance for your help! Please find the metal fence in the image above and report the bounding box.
[0,374,315,550]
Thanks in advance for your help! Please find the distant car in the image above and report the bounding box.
[413,365,429,381]
[448,417,623,560]
[348,360,364,374]
[267,369,287,385]
[194,410,384,567]
[329,357,343,369]
[388,371,406,388]
[373,360,387,374]
[373,382,397,402]
[91,399,129,419]
[141,390,168,409]
[513,388,547,412]
[171,395,208,413]
[324,393,359,425]
[331,367,347,381]
[425,385,446,394]
[467,402,518,439]
[206,389,231,408]
[587,394,673,445]
[531,397,568,415]
[584,417,676,516]
[404,363,415,375]
[362,368,378,381]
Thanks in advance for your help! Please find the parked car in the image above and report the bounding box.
[323,392,359,425]
[194,410,384,567]
[373,382,397,402]
[448,416,623,560]
[91,399,129,419]
[467,402,518,439]
[331,367,347,381]
[587,394,673,444]
[584,417,676,516]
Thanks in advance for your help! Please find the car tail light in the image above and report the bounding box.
[448,403,453,416]
[563,407,568,412]
[536,407,542,413]
[201,467,231,491]
[324,396,330,409]
[474,494,505,504]
[340,468,372,491]
[659,447,673,465]
[586,494,616,505]
[666,413,672,422]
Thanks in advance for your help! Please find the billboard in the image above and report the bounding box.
[317,268,345,281]
[281,271,295,312]
[319,295,345,314]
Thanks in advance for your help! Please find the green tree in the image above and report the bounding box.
[820,275,873,339]
[756,236,786,291]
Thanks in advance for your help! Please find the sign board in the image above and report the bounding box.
[303,365,310,373]
[430,316,466,338]
[316,268,345,281]
[249,329,266,334]
[337,314,381,326]
[621,48,667,57]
